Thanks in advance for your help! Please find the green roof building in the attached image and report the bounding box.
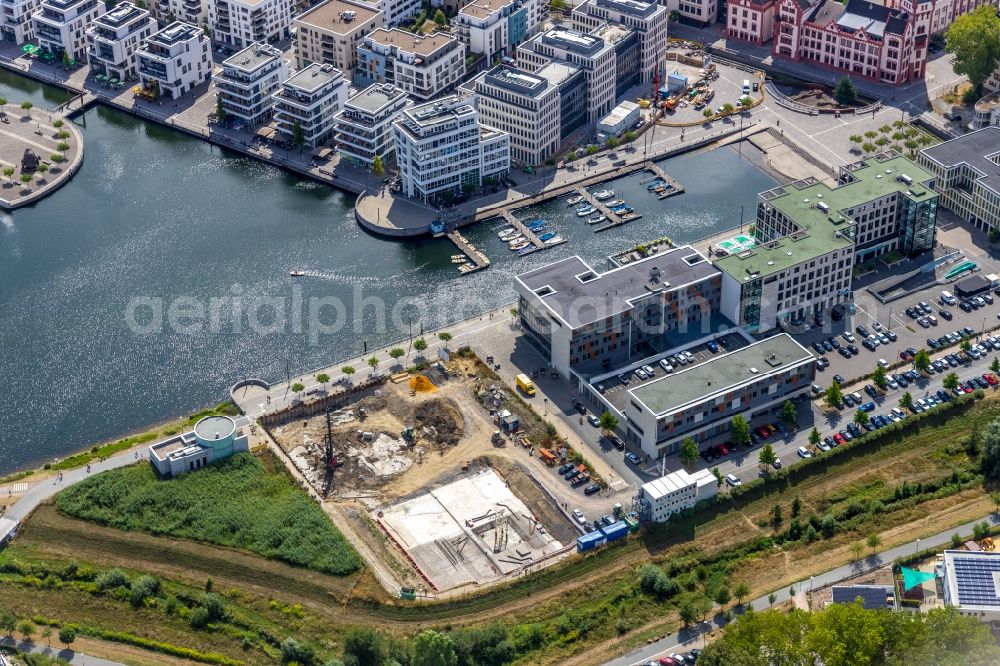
[717,153,937,332]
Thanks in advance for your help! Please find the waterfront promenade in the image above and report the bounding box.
[0,103,83,209]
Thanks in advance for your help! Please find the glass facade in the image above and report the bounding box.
[898,192,937,256]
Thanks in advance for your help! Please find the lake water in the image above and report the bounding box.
[0,70,777,473]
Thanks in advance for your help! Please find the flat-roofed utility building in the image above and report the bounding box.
[941,550,1000,624]
[293,0,384,75]
[624,333,814,456]
[918,127,1000,234]
[334,82,409,168]
[717,153,937,333]
[215,43,290,126]
[514,246,722,378]
[272,62,348,147]
[464,65,559,166]
[517,26,615,122]
[86,1,155,81]
[638,468,717,522]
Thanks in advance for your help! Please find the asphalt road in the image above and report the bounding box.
[605,511,1000,666]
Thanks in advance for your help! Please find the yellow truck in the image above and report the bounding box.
[515,373,536,397]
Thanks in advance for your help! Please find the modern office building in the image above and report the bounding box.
[148,415,250,478]
[293,0,384,75]
[136,21,211,99]
[771,0,926,84]
[919,127,1000,232]
[357,28,466,100]
[32,0,105,61]
[86,1,155,81]
[209,0,291,50]
[517,26,615,122]
[621,333,815,455]
[514,247,723,378]
[638,468,717,522]
[214,43,290,126]
[571,0,668,85]
[717,154,937,332]
[464,65,559,166]
[272,62,348,148]
[454,0,541,62]
[1,0,41,45]
[334,81,408,168]
[536,60,587,139]
[941,550,1000,625]
[725,0,776,45]
[393,94,510,202]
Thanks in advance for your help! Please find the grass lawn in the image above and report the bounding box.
[55,450,360,576]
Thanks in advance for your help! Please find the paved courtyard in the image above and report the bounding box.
[0,103,82,208]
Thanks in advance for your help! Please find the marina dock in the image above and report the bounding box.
[500,210,566,256]
[643,162,685,200]
[446,231,491,274]
[576,189,623,227]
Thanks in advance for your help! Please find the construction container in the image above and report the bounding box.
[400,587,417,600]
[624,516,640,533]
[577,531,607,553]
[600,521,629,543]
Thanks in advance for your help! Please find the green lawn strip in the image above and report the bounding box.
[54,450,361,576]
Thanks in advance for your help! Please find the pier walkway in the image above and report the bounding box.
[576,188,622,227]
[446,230,490,274]
[643,162,685,200]
[500,209,567,256]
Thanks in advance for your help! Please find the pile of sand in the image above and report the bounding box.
[409,375,437,393]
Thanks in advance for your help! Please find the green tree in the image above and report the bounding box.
[758,443,778,472]
[52,118,63,128]
[679,437,700,469]
[947,6,1000,95]
[598,411,619,437]
[990,228,1000,246]
[20,100,32,112]
[0,610,15,636]
[809,427,821,449]
[341,366,356,380]
[316,373,330,388]
[280,637,315,665]
[991,491,1000,515]
[768,592,777,607]
[712,466,723,487]
[433,8,447,26]
[899,391,914,411]
[389,347,405,362]
[41,626,51,646]
[215,97,227,122]
[961,336,973,353]
[412,630,457,666]
[913,348,932,373]
[825,381,843,409]
[57,142,69,151]
[291,120,305,151]
[854,409,870,429]
[413,337,428,353]
[438,331,452,344]
[19,173,32,185]
[586,144,599,155]
[791,496,801,518]
[58,627,76,648]
[991,356,1000,376]
[733,581,750,606]
[771,503,783,528]
[342,627,386,666]
[50,153,64,163]
[367,356,379,372]
[36,163,48,179]
[372,153,385,177]
[980,416,1000,479]
[566,150,578,161]
[866,532,882,554]
[944,372,960,391]
[862,142,876,155]
[834,76,857,105]
[2,166,14,181]
[291,382,305,396]
[550,0,566,10]
[715,586,731,606]
[780,400,797,429]
[721,102,735,114]
[17,619,34,642]
[850,540,865,561]
[731,415,751,447]
[703,107,714,118]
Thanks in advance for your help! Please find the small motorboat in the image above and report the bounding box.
[607,199,625,207]
[587,215,607,225]
[451,256,468,264]
[510,241,530,251]
[538,232,556,241]
[593,189,614,200]
[527,222,546,231]
[646,179,664,191]
[612,206,634,214]
[566,195,584,205]
[576,206,596,217]
[289,270,305,277]
[507,235,527,245]
[497,227,517,238]
[543,235,563,245]
[517,246,535,256]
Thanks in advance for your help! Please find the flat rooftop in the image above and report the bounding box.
[481,65,552,98]
[717,154,934,279]
[943,550,1000,612]
[194,415,236,441]
[515,246,719,330]
[150,21,200,46]
[365,28,460,56]
[593,0,661,18]
[540,27,606,56]
[459,0,515,20]
[284,63,344,91]
[629,333,813,416]
[922,126,1000,197]
[641,468,713,501]
[599,100,639,126]
[94,1,147,28]
[296,0,382,34]
[223,44,284,73]
[345,82,407,113]
[403,95,476,127]
[535,60,582,87]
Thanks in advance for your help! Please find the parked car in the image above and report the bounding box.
[707,340,719,353]
[625,452,641,465]
[797,446,813,458]
[617,373,630,384]
[842,332,856,343]
[725,473,742,487]
[634,368,648,380]
[865,384,878,397]
[940,309,953,321]
[659,358,673,372]
[833,432,846,445]
[834,374,847,385]
[641,365,655,376]
[584,483,601,495]
[572,509,586,525]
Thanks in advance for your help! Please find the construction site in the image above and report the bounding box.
[263,354,583,594]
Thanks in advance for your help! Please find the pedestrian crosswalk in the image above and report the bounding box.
[6,482,29,494]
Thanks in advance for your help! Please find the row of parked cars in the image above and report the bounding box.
[613,341,727,387]
[643,649,701,666]
[558,462,601,495]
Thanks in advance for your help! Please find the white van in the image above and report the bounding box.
[941,290,956,305]
[742,79,751,95]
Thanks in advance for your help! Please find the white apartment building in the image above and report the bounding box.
[357,28,466,100]
[1,0,42,45]
[215,43,289,126]
[334,82,408,168]
[272,62,348,148]
[210,0,291,50]
[517,26,615,122]
[638,468,717,522]
[919,127,1000,233]
[454,0,542,62]
[365,0,420,27]
[572,0,668,85]
[136,21,211,99]
[465,65,559,166]
[86,2,155,81]
[664,0,715,25]
[32,0,104,61]
[293,0,384,75]
[155,0,209,31]
[393,94,510,202]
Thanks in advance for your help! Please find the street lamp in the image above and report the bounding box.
[916,538,920,555]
